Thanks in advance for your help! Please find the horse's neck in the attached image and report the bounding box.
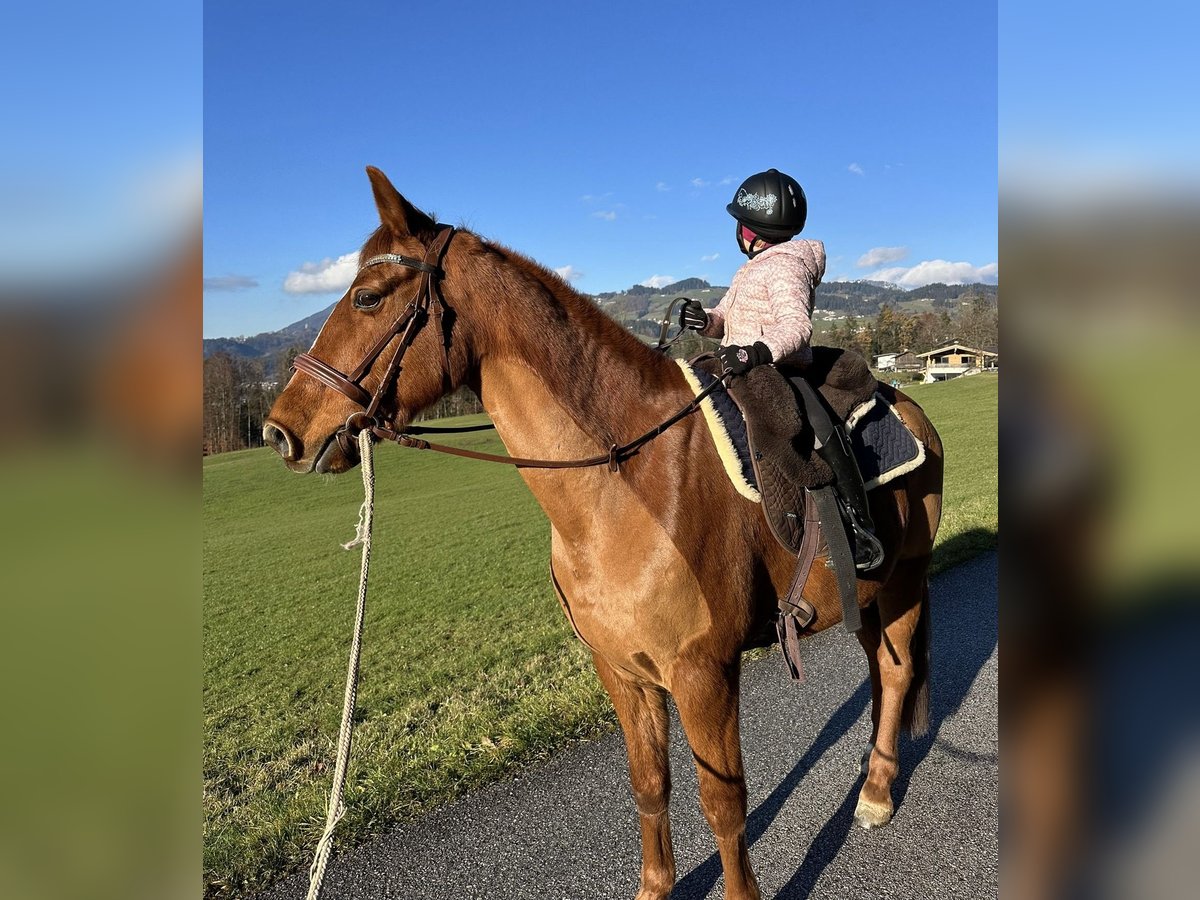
[477,341,679,463]
[477,351,679,548]
[470,271,683,460]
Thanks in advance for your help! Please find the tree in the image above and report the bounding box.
[957,295,998,353]
[203,352,285,454]
[909,312,943,353]
[273,344,305,385]
[203,352,239,454]
[873,304,902,355]
[938,310,955,344]
[851,323,875,365]
[824,316,856,352]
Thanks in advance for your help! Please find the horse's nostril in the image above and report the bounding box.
[263,421,295,460]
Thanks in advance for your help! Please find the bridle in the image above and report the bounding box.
[290,223,729,471]
[291,226,457,454]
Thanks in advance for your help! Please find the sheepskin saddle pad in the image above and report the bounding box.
[675,355,926,506]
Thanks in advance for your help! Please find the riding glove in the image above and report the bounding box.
[679,299,709,331]
[717,341,773,376]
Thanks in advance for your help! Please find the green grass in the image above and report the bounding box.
[204,376,997,897]
[903,374,999,571]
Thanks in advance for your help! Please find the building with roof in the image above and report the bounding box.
[916,342,998,382]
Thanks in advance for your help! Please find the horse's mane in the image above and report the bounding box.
[471,235,678,447]
[477,238,664,362]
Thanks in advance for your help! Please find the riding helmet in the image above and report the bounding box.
[726,168,807,242]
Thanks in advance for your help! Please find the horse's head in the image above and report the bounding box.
[264,167,471,473]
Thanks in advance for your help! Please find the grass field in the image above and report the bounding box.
[203,373,997,897]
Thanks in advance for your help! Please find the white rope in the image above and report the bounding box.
[305,428,375,900]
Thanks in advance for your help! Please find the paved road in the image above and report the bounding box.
[262,552,997,900]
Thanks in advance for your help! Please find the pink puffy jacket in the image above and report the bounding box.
[701,239,825,366]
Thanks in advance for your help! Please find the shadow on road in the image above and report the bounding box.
[674,536,998,899]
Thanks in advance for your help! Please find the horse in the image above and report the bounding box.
[264,167,944,900]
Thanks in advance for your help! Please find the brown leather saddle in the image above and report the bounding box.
[696,348,878,676]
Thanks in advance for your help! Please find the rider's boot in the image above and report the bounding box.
[815,425,886,571]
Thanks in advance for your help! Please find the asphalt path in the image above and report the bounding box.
[261,551,997,900]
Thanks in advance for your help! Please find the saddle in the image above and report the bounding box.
[691,347,879,676]
[693,347,877,550]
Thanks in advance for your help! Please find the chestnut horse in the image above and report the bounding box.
[265,167,943,900]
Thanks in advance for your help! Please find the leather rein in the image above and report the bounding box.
[291,225,727,471]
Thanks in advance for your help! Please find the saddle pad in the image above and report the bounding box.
[845,393,927,490]
[676,361,925,497]
[676,361,761,502]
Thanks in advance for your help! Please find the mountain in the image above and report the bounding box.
[814,280,997,314]
[203,302,335,364]
[593,279,728,340]
[203,278,997,363]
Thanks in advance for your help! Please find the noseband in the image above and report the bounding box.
[291,226,456,448]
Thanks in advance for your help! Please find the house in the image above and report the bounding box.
[874,349,923,372]
[874,351,899,371]
[916,341,998,382]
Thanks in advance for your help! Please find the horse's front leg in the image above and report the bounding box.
[593,654,676,900]
[672,659,761,900]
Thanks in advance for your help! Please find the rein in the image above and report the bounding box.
[654,296,692,355]
[367,370,726,472]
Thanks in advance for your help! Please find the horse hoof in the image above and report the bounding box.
[859,741,875,776]
[854,795,894,829]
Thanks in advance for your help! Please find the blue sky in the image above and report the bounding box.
[203,1,997,339]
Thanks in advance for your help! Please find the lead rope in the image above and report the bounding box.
[305,428,375,900]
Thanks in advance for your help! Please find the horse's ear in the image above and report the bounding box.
[366,166,436,239]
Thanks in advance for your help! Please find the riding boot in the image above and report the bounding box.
[789,374,886,572]
[815,425,886,571]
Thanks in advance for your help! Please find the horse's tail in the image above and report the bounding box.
[902,576,931,738]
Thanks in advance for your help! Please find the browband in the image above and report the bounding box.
[360,252,442,275]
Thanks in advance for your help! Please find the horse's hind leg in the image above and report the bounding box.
[856,602,884,774]
[593,654,676,900]
[672,659,761,900]
[856,557,931,829]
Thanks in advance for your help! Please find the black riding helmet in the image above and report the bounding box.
[726,168,807,242]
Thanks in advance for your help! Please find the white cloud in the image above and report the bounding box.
[592,210,617,221]
[640,275,675,289]
[555,265,584,283]
[691,177,710,188]
[700,252,720,262]
[848,162,865,176]
[856,246,909,268]
[656,181,670,192]
[863,259,998,288]
[718,176,734,186]
[283,251,360,294]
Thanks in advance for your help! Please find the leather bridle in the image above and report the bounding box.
[290,223,729,471]
[291,226,457,454]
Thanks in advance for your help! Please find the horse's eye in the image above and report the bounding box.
[353,290,382,310]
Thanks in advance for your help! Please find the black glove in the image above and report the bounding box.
[717,341,773,376]
[678,299,708,331]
